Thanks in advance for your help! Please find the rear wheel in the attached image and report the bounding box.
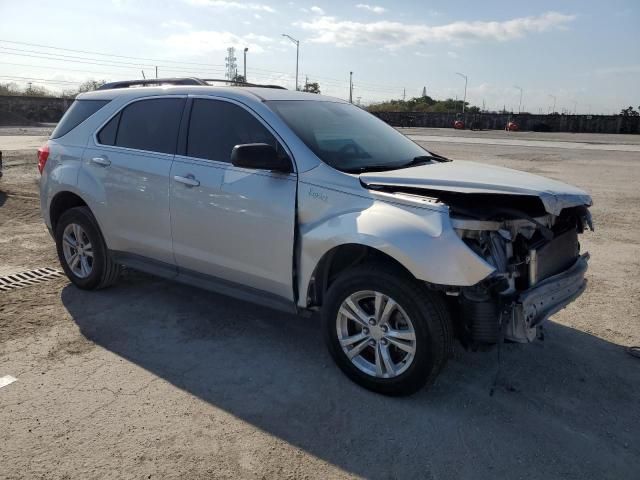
[55,206,120,290]
[322,263,452,396]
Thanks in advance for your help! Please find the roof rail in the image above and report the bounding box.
[97,77,208,90]
[97,77,287,90]
[200,78,287,90]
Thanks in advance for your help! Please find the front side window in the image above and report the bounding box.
[267,100,432,172]
[187,99,277,162]
[98,97,185,154]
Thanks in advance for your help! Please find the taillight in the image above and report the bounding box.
[37,143,50,174]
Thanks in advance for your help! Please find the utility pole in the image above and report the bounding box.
[243,47,248,82]
[514,85,523,114]
[549,94,557,114]
[402,88,406,101]
[282,34,300,90]
[141,70,146,79]
[349,71,353,103]
[155,66,158,79]
[456,72,468,113]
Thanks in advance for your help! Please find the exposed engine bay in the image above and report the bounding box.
[451,199,592,344]
[366,184,593,346]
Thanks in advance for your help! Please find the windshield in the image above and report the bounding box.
[267,100,432,172]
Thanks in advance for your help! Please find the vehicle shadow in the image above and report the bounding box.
[61,273,640,479]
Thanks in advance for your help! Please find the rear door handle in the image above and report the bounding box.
[173,174,200,187]
[90,156,111,167]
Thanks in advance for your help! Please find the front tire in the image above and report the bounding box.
[55,206,120,290]
[322,263,452,396]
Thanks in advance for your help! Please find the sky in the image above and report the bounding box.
[0,0,638,113]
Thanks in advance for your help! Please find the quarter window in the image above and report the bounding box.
[187,99,278,162]
[97,112,119,145]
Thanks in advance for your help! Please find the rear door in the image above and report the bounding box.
[169,97,297,301]
[83,96,185,265]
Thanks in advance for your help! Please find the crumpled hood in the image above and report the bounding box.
[360,160,592,216]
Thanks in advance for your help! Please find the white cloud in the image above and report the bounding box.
[184,0,275,13]
[297,11,575,49]
[163,31,273,55]
[447,51,458,58]
[310,6,325,15]
[160,20,193,29]
[356,4,386,14]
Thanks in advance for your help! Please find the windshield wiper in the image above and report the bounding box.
[398,154,451,169]
[342,165,400,173]
[342,154,451,174]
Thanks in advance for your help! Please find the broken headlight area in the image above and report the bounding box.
[452,205,592,345]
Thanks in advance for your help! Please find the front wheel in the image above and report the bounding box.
[322,263,452,396]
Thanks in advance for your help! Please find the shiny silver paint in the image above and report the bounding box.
[40,85,592,316]
[360,159,592,216]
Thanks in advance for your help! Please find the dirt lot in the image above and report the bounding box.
[1,128,639,479]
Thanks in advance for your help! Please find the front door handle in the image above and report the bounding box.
[90,156,111,167]
[173,174,200,187]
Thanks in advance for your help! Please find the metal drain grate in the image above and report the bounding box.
[0,267,65,292]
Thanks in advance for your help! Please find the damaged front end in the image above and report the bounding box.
[450,196,593,344]
[360,160,594,346]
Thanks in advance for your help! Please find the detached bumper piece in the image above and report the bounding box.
[505,253,589,342]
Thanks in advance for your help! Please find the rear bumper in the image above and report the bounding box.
[517,252,589,327]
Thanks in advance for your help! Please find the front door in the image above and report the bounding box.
[169,97,296,301]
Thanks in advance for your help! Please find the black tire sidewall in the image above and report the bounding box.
[322,266,443,396]
[55,207,108,290]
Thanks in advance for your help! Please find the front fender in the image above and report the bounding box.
[298,199,495,307]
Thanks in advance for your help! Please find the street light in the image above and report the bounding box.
[281,33,300,91]
[243,47,248,82]
[455,72,468,113]
[514,85,523,114]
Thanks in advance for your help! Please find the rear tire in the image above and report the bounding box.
[322,263,452,396]
[55,206,120,290]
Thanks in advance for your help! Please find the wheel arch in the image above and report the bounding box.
[49,191,89,231]
[305,243,415,308]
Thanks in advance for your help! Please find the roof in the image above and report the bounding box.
[78,84,346,104]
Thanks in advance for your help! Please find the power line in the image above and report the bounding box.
[0,39,226,68]
[0,50,228,75]
[0,75,82,85]
[0,39,413,94]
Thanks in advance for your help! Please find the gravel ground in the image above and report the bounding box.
[1,129,639,479]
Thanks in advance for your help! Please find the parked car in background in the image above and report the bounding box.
[38,78,593,395]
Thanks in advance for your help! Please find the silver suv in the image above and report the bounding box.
[39,78,592,396]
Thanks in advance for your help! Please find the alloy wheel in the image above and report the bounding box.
[61,223,94,279]
[336,290,417,378]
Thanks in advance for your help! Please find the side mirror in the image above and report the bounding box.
[230,143,292,173]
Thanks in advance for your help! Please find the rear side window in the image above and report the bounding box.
[98,98,185,154]
[51,99,110,139]
[187,99,276,162]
